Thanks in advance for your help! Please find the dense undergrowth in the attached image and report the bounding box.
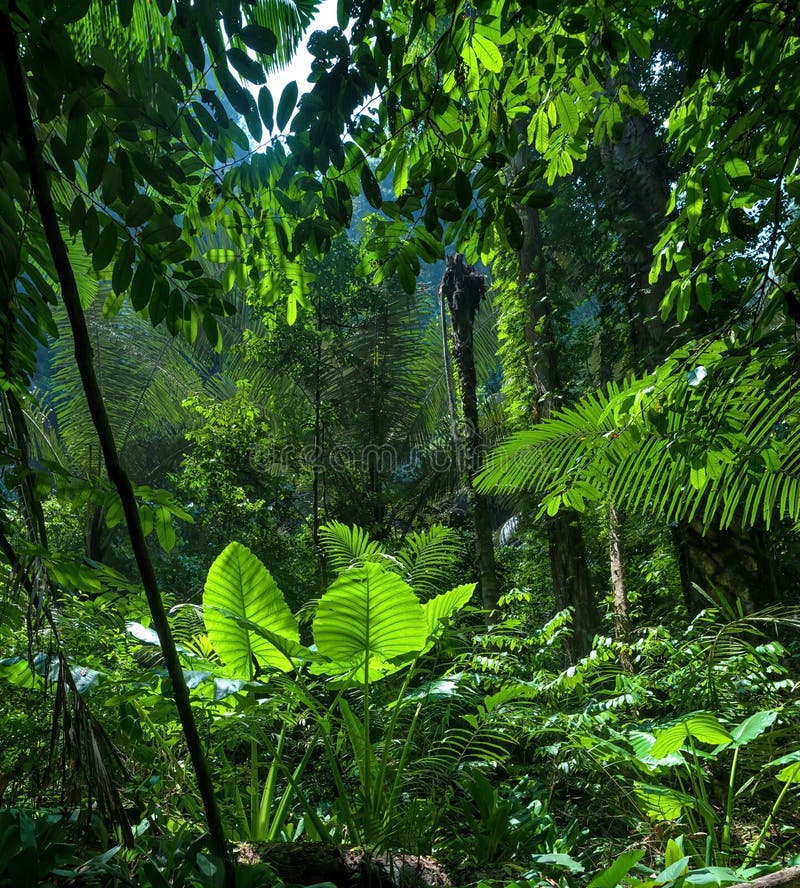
[2,528,798,887]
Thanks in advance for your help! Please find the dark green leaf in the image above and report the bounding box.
[125,194,155,228]
[520,190,554,208]
[82,206,99,252]
[216,66,251,115]
[66,104,87,158]
[50,135,76,180]
[276,81,298,130]
[130,261,154,311]
[112,239,135,294]
[502,205,524,250]
[239,24,277,55]
[454,169,472,208]
[140,216,181,244]
[68,196,86,237]
[227,48,266,84]
[93,223,118,271]
[87,128,109,192]
[258,87,274,132]
[101,163,122,204]
[360,163,382,209]
[244,104,262,142]
[117,0,134,26]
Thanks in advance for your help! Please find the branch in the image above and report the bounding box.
[729,869,800,888]
[0,15,233,886]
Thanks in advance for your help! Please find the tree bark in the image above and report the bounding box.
[728,869,800,888]
[608,503,630,638]
[673,516,778,615]
[439,255,501,616]
[0,16,233,886]
[516,198,600,659]
[600,81,778,618]
[236,842,452,888]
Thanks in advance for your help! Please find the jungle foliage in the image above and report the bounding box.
[1,0,800,886]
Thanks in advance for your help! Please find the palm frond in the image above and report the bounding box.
[48,297,204,474]
[319,521,384,575]
[396,525,460,599]
[478,339,800,530]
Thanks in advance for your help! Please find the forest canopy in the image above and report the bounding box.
[1,0,799,887]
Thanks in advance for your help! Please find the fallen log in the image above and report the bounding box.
[729,868,800,888]
[234,842,452,888]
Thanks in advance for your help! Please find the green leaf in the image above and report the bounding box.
[723,157,751,184]
[421,583,474,638]
[685,175,704,231]
[650,713,732,759]
[239,24,277,55]
[312,563,428,684]
[276,81,298,130]
[360,163,382,209]
[258,87,274,132]
[695,273,712,310]
[587,849,645,888]
[92,223,118,271]
[87,128,109,192]
[655,857,690,885]
[130,261,154,311]
[227,47,266,84]
[728,710,777,748]
[204,249,236,263]
[471,33,503,72]
[155,507,176,551]
[203,542,299,675]
[125,194,155,228]
[555,91,579,135]
[530,854,585,874]
[111,240,135,295]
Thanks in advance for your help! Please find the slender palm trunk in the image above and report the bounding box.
[439,255,501,616]
[0,19,233,886]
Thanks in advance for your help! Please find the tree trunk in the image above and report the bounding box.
[608,503,631,638]
[673,517,778,615]
[598,289,633,647]
[547,511,600,660]
[236,842,452,888]
[600,80,778,617]
[0,18,233,886]
[439,255,501,616]
[516,197,600,658]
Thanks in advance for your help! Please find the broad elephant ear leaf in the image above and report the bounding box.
[203,542,299,675]
[312,562,428,684]
[421,583,475,641]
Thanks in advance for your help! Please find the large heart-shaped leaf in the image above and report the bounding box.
[312,563,428,684]
[421,583,475,639]
[650,713,732,758]
[203,542,298,676]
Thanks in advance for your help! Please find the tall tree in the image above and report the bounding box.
[439,254,501,615]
